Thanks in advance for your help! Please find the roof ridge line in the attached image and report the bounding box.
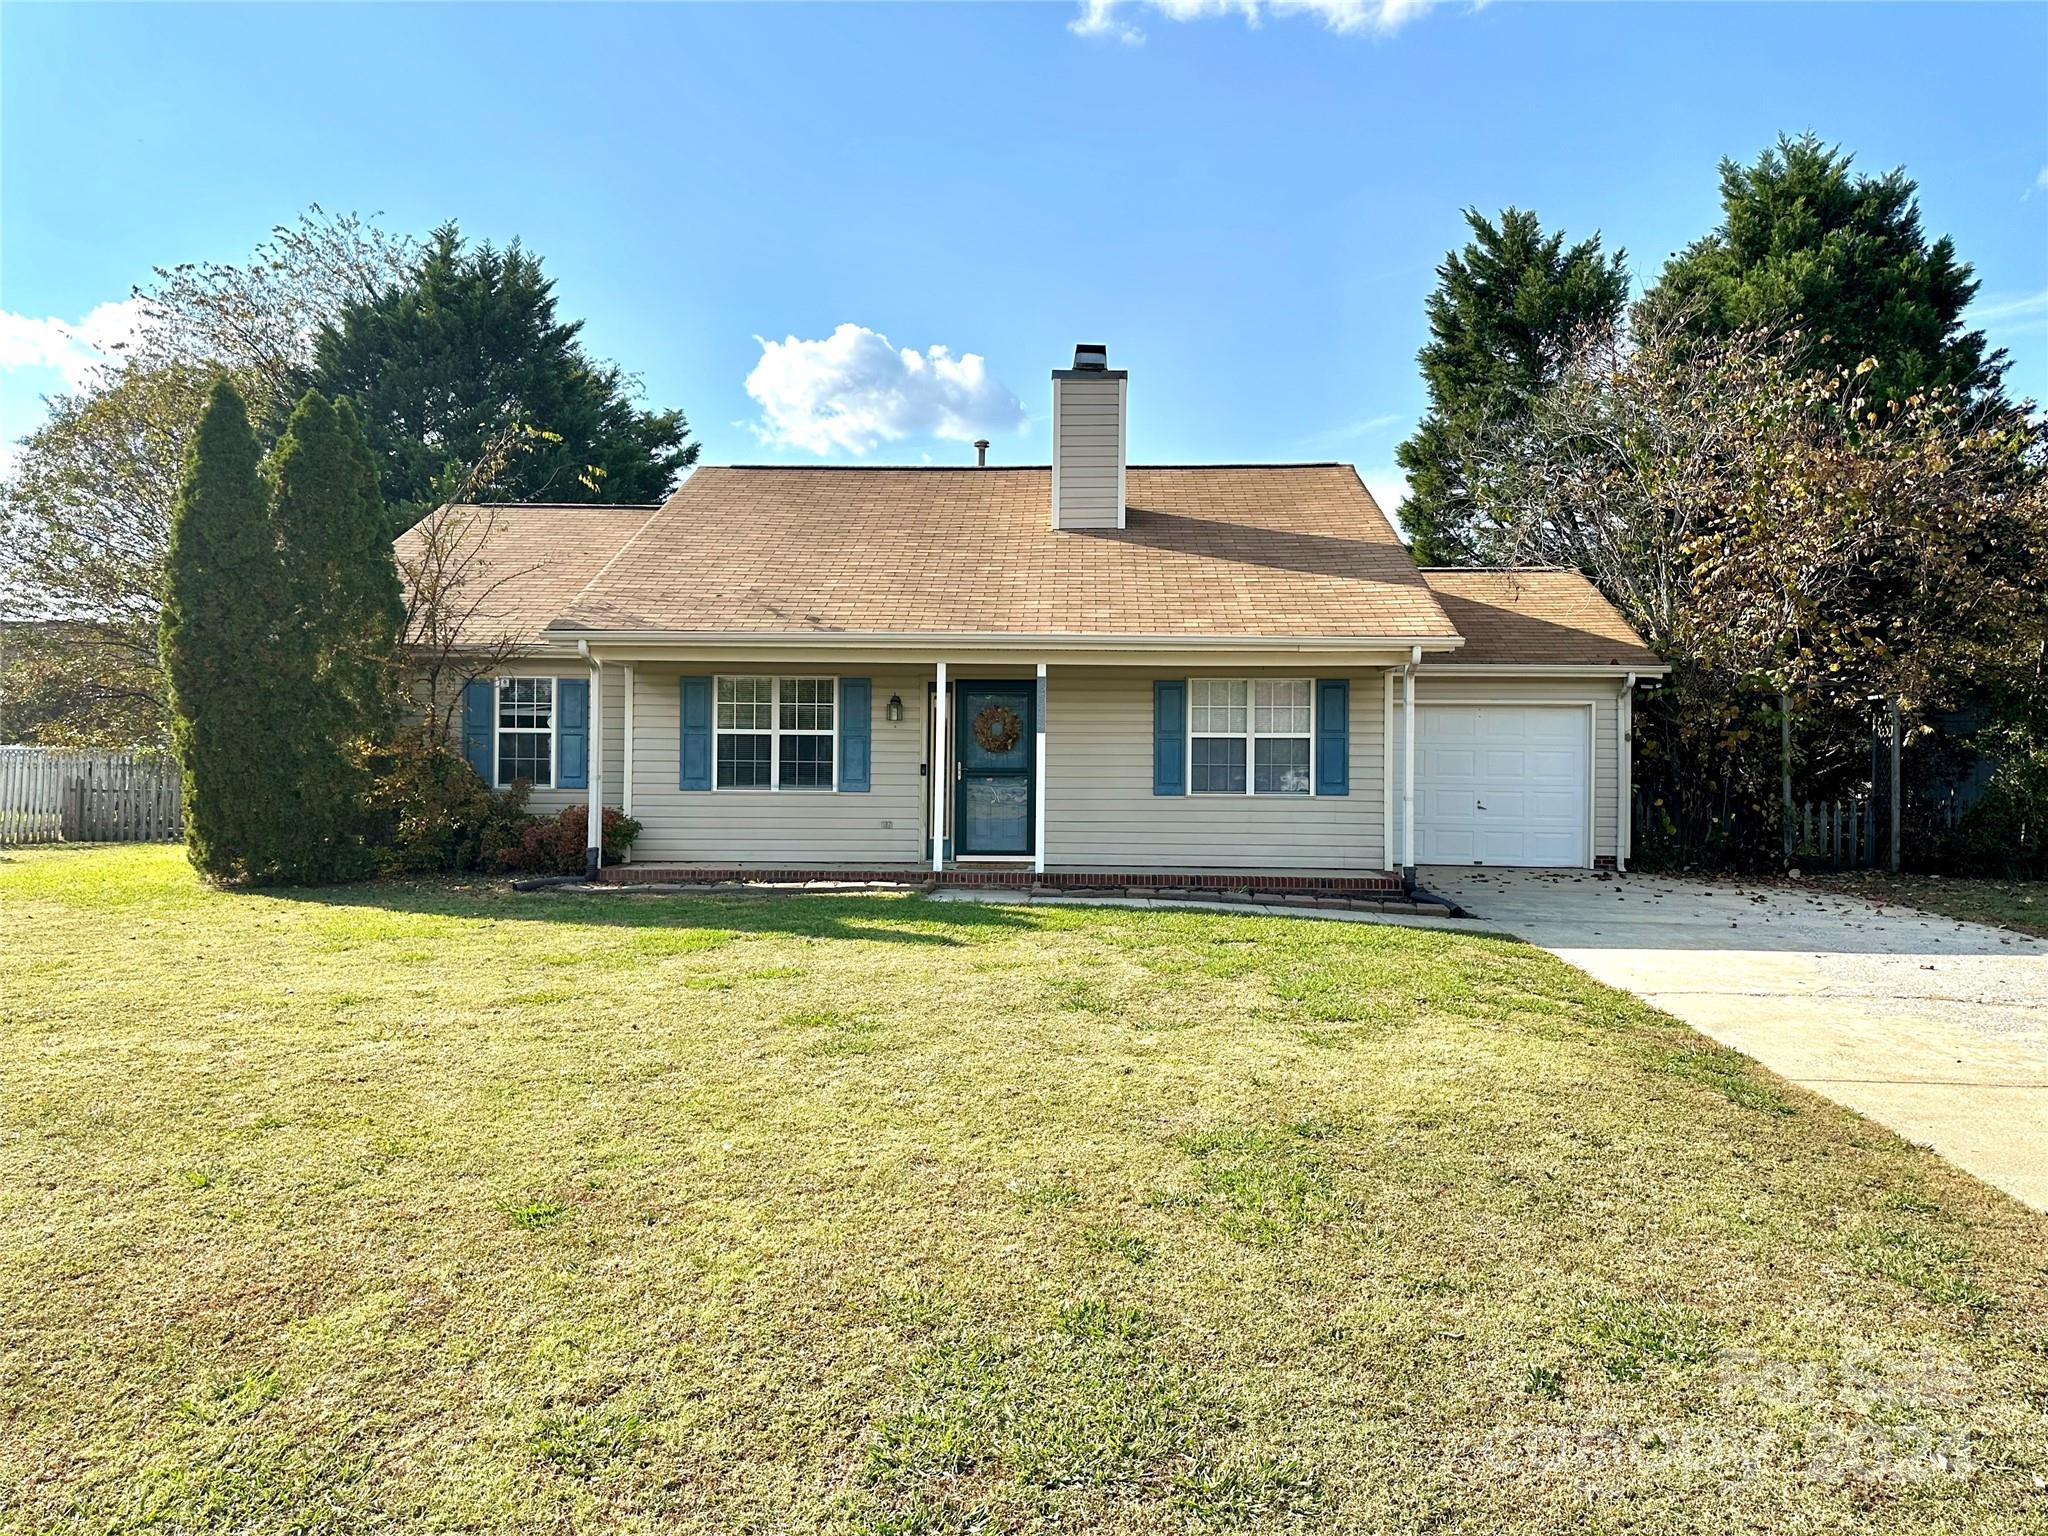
[708,461,1352,472]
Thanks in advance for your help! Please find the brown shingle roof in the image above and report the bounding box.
[394,503,660,649]
[1419,568,1664,669]
[549,465,1459,641]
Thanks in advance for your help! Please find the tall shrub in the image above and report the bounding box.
[262,390,402,879]
[159,381,302,882]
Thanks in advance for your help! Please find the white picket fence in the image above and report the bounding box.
[0,747,182,845]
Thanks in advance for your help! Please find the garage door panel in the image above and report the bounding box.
[1416,704,1589,869]
[1420,827,1480,862]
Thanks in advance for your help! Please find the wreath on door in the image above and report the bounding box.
[973,703,1023,755]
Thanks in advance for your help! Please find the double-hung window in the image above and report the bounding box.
[1189,678,1312,796]
[716,676,836,790]
[496,677,555,787]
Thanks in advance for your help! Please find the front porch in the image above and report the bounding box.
[564,646,1426,884]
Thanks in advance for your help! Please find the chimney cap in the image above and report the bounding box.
[1052,341,1127,381]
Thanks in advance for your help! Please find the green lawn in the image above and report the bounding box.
[1809,871,2048,940]
[3,845,2045,1534]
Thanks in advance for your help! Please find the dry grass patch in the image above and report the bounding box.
[3,844,2046,1533]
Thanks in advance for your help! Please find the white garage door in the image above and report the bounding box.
[1416,705,1589,868]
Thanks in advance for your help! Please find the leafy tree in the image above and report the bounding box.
[134,206,417,435]
[0,364,220,745]
[1637,134,2000,403]
[1394,208,1630,565]
[158,381,305,882]
[3,208,410,745]
[309,225,698,530]
[1465,315,2048,868]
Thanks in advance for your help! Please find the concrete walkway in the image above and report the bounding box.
[1423,867,2048,1211]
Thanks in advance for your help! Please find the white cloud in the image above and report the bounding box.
[1309,411,1404,446]
[744,323,1026,456]
[0,298,148,393]
[1969,286,2048,325]
[1070,0,1145,43]
[1069,0,1441,42]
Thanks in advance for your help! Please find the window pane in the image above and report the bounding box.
[497,676,553,730]
[718,676,771,731]
[779,677,836,733]
[717,732,771,788]
[1190,678,1247,735]
[1253,737,1310,795]
[1190,735,1247,794]
[498,730,552,787]
[1254,679,1311,735]
[778,732,834,789]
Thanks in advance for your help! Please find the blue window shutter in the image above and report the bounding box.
[1316,678,1349,796]
[1153,679,1187,796]
[462,679,494,781]
[678,676,712,790]
[839,678,871,792]
[557,678,589,789]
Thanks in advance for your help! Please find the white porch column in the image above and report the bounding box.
[1401,652,1417,887]
[1033,662,1048,875]
[585,652,604,879]
[621,665,636,817]
[932,661,948,873]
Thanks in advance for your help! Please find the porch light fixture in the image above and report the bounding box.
[886,693,904,723]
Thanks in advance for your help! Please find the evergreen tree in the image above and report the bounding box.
[1395,208,1630,565]
[270,391,402,727]
[263,391,404,879]
[1637,134,2000,402]
[159,380,302,882]
[308,225,697,531]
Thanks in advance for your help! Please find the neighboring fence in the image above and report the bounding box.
[1790,797,1880,870]
[0,747,182,845]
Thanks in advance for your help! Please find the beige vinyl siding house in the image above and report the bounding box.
[399,345,1666,887]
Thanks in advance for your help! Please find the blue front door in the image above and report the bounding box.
[955,682,1034,855]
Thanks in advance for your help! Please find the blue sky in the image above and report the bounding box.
[4,1,2045,515]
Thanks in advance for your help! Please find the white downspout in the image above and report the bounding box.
[1401,646,1419,891]
[1618,672,1635,873]
[578,641,603,880]
[932,660,948,874]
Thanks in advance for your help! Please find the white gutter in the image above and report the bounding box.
[549,628,1467,655]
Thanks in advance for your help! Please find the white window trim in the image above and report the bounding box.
[1185,677,1316,798]
[712,674,841,793]
[493,674,561,790]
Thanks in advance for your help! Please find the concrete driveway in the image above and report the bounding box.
[1423,867,2048,1211]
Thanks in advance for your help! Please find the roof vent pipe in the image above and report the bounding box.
[974,439,989,468]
